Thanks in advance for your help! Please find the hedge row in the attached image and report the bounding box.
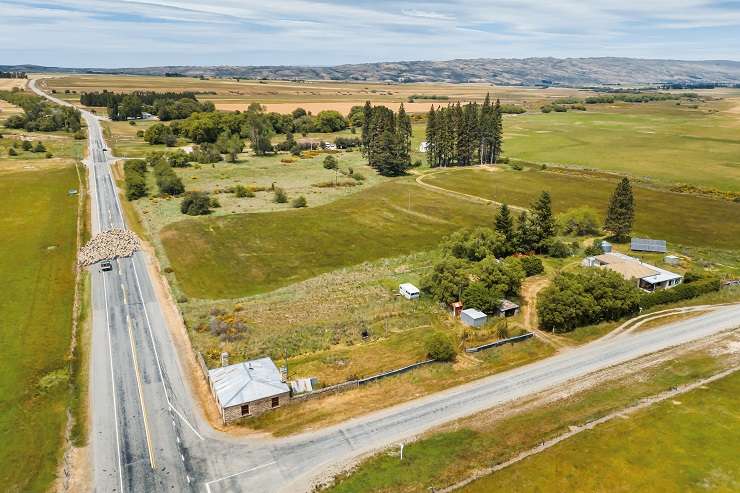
[124,159,147,200]
[640,278,721,309]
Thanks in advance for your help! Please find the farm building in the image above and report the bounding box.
[208,357,290,424]
[583,252,683,292]
[449,301,463,318]
[631,238,667,253]
[494,299,520,317]
[461,308,487,328]
[399,283,420,300]
[600,240,612,253]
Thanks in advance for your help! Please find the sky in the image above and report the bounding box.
[1,0,740,67]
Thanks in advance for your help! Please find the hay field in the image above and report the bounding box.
[43,74,592,113]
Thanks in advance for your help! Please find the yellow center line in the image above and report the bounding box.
[123,284,157,470]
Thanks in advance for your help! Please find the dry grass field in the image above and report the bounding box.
[42,74,593,113]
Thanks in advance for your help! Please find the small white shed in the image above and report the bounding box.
[461,308,487,328]
[399,283,420,300]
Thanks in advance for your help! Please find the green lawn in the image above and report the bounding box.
[462,368,740,492]
[0,165,80,492]
[423,167,740,249]
[161,180,499,299]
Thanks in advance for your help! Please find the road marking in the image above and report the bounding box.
[204,461,278,491]
[123,284,158,470]
[102,274,125,493]
[130,257,205,441]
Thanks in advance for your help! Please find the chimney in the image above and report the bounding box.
[220,352,229,367]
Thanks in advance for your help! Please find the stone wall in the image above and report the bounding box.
[222,391,290,424]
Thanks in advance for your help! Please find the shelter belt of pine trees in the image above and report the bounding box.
[361,102,412,176]
[426,93,503,167]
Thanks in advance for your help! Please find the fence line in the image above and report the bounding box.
[465,333,533,353]
[291,358,437,402]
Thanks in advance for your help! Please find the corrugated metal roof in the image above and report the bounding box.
[631,238,667,253]
[499,299,520,311]
[462,308,487,320]
[209,357,289,408]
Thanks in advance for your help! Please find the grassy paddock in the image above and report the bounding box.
[462,364,740,492]
[422,167,740,249]
[0,165,80,492]
[323,345,739,493]
[161,180,499,299]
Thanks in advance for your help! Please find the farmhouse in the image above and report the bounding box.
[399,283,420,300]
[583,252,683,291]
[461,308,487,327]
[208,357,290,424]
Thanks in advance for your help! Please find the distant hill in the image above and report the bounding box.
[4,57,740,86]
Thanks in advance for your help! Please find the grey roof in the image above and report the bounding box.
[462,308,487,320]
[499,299,520,311]
[631,238,667,253]
[209,357,289,408]
[399,283,420,294]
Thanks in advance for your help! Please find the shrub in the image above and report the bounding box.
[442,227,512,261]
[291,195,307,208]
[323,155,339,169]
[8,147,17,156]
[511,162,523,171]
[180,191,212,215]
[136,130,144,138]
[558,206,601,236]
[45,152,53,159]
[421,257,471,305]
[32,141,46,153]
[290,144,302,156]
[144,123,175,145]
[22,140,32,151]
[424,332,456,362]
[546,239,571,258]
[496,325,510,339]
[640,278,720,309]
[350,172,366,181]
[73,129,86,140]
[129,120,136,126]
[124,158,148,200]
[273,187,288,203]
[584,239,604,256]
[520,256,544,276]
[537,268,641,332]
[234,185,254,198]
[152,160,185,196]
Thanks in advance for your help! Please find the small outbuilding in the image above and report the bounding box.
[461,308,487,328]
[419,141,429,152]
[208,357,290,424]
[495,299,520,318]
[600,240,612,253]
[399,283,420,300]
[664,255,680,265]
[449,301,463,318]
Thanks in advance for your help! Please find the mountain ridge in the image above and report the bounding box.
[4,57,740,86]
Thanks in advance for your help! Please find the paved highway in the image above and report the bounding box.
[30,79,740,492]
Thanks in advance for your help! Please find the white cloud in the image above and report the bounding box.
[0,0,738,66]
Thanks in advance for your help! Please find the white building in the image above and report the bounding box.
[419,141,429,152]
[461,308,487,328]
[399,283,420,300]
[583,252,683,292]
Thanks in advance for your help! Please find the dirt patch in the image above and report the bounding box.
[519,276,569,350]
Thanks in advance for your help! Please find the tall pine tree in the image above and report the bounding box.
[531,191,556,251]
[604,178,635,240]
[495,203,514,243]
[397,102,412,165]
[426,106,438,167]
[491,99,503,163]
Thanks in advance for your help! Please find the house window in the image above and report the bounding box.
[271,396,280,408]
[241,404,250,416]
